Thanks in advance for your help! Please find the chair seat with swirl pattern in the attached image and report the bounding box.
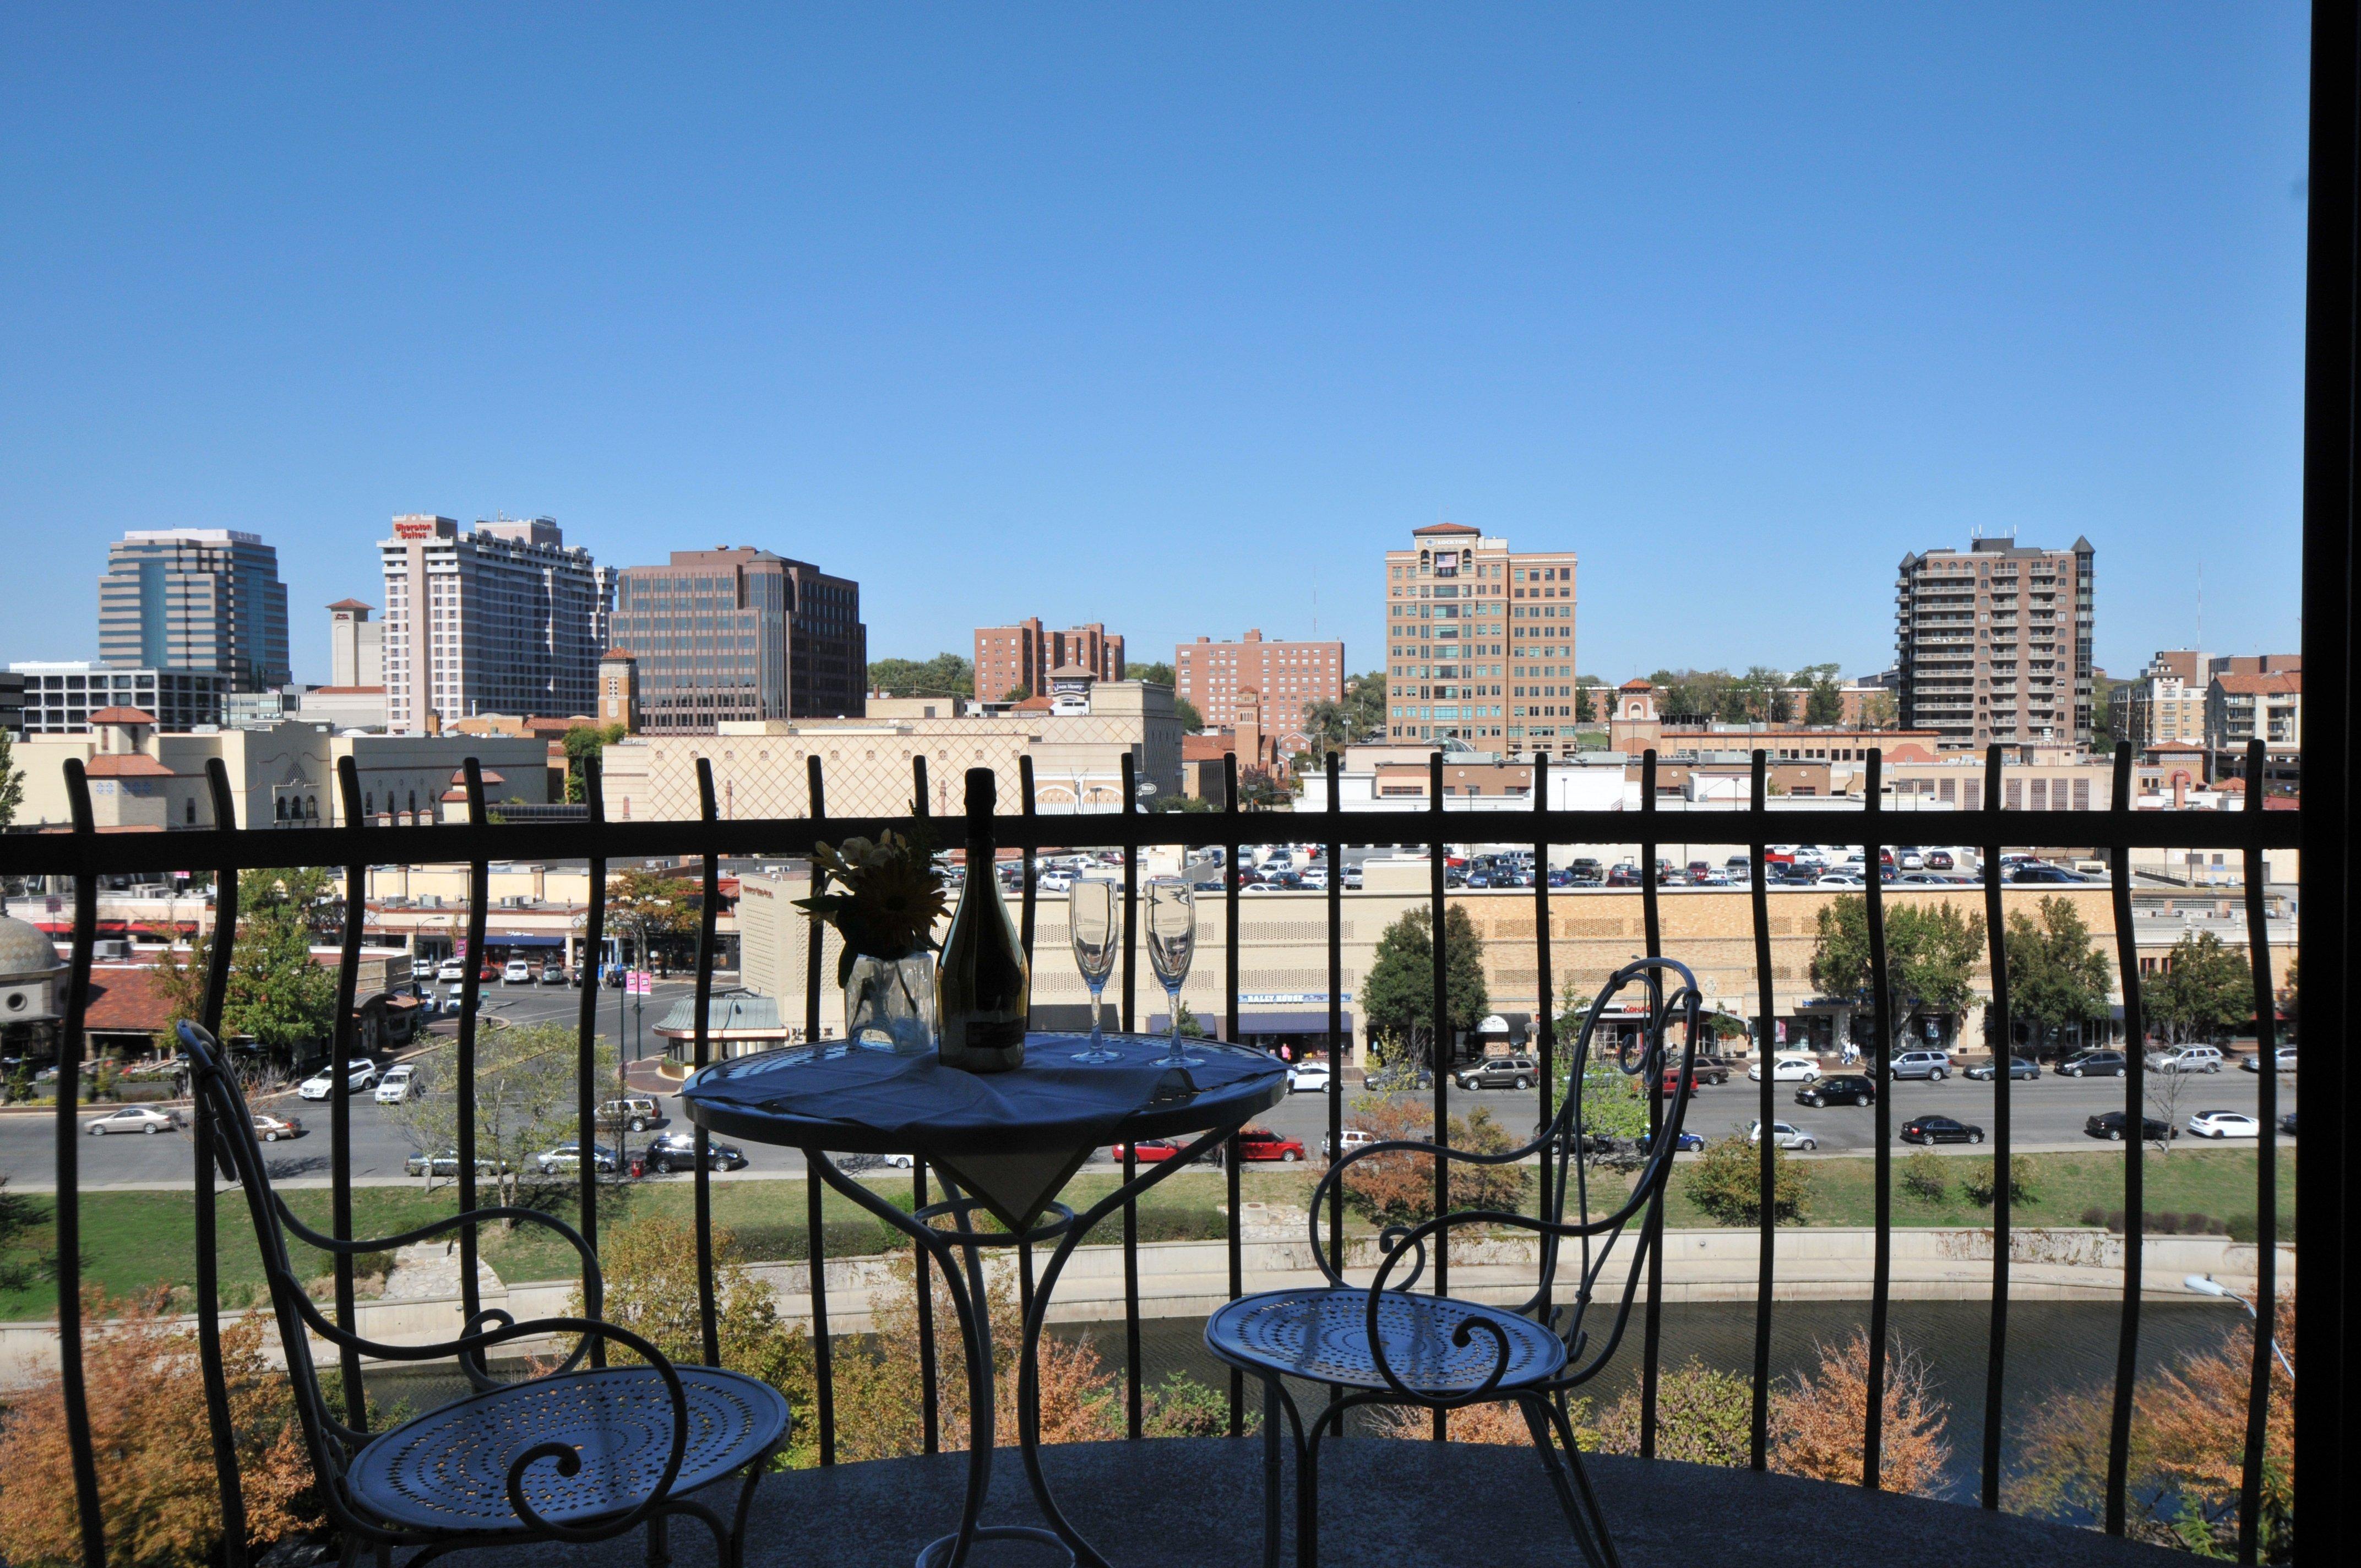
[1207,1288,1566,1397]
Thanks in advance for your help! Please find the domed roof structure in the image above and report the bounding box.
[0,913,63,979]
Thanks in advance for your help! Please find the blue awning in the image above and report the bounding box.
[488,933,564,948]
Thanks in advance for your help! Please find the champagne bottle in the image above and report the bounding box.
[935,767,1029,1071]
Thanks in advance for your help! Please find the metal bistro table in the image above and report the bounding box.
[681,1030,1287,1568]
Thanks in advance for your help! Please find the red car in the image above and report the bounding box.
[1109,1138,1184,1163]
[1234,1128,1306,1163]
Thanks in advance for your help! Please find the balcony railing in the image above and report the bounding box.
[0,738,2303,1567]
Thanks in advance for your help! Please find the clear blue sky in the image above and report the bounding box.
[1,5,2311,689]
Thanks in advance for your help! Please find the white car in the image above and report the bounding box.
[86,1105,184,1136]
[299,1059,379,1100]
[1748,1054,1823,1084]
[2188,1110,2260,1140]
[436,959,466,983]
[1035,870,1075,894]
[2240,1047,2298,1074]
[1287,1061,1334,1095]
[502,958,533,984]
[2146,1045,2226,1074]
[373,1064,418,1104]
[1748,1120,1819,1151]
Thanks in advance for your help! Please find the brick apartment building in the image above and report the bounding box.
[1894,535,2095,750]
[1174,629,1343,750]
[973,619,1124,701]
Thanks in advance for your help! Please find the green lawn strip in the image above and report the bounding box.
[2,1152,2285,1321]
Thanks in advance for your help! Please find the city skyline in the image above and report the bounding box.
[1,9,2310,687]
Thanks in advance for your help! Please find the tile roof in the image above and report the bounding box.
[82,754,176,778]
[84,965,173,1036]
[88,706,156,724]
[2212,672,2302,695]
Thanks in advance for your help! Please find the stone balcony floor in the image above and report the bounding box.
[502,1436,2182,1568]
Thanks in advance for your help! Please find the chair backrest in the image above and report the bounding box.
[1535,956,1704,1386]
[179,1021,356,1500]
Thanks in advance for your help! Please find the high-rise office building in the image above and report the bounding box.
[1895,536,2095,750]
[1382,523,1577,752]
[98,529,289,692]
[972,620,1124,702]
[8,661,227,733]
[377,515,615,734]
[327,599,384,688]
[607,547,866,732]
[1174,630,1344,749]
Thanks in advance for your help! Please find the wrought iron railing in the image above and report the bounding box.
[0,738,2299,1566]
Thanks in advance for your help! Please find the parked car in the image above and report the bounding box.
[2058,1050,2128,1078]
[502,958,534,984]
[373,1064,418,1104]
[2241,1047,2298,1073]
[1798,1074,1874,1108]
[539,964,568,986]
[1321,1128,1377,1161]
[535,1141,620,1175]
[405,1149,513,1179]
[1286,1061,1333,1095]
[1662,1058,1732,1091]
[2010,863,2090,884]
[642,1131,748,1172]
[1900,1114,1984,1145]
[299,1058,379,1099]
[1234,1128,1306,1163]
[600,1096,667,1133]
[435,959,466,983]
[1965,1057,2040,1081]
[2188,1110,2261,1140]
[86,1105,184,1135]
[251,1111,304,1142]
[1364,1066,1433,1093]
[2146,1045,2226,1074]
[1748,1120,1818,1151]
[1924,851,1956,870]
[1455,1054,1538,1091]
[2086,1110,2178,1142]
[1570,858,1604,885]
[1890,1049,1952,1081]
[1748,1054,1822,1084]
[1341,865,1365,889]
[1109,1137,1184,1163]
[1671,1130,1706,1152]
[2279,1110,2298,1137]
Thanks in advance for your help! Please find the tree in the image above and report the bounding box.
[149,869,340,1062]
[1359,906,1488,1068]
[1129,660,1176,688]
[1809,896,1984,1054]
[1682,1134,1813,1226]
[561,722,626,804]
[1568,682,1596,725]
[867,652,975,699]
[1172,1000,1210,1038]
[1173,696,1204,732]
[1594,1359,1753,1465]
[0,731,23,829]
[386,1023,605,1208]
[2146,930,2253,1044]
[1858,690,1898,730]
[1302,699,1356,762]
[1236,766,1290,810]
[1802,666,1844,726]
[607,865,700,974]
[1771,1331,1951,1496]
[1341,670,1388,739]
[1000,685,1031,703]
[2003,896,2112,1057]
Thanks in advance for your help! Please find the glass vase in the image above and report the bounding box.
[845,951,938,1055]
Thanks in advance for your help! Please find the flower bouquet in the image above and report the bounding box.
[794,832,951,1053]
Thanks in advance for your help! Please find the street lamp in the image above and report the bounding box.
[2183,1275,2294,1381]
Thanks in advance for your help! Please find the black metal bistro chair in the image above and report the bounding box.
[178,1021,791,1568]
[1205,957,1705,1568]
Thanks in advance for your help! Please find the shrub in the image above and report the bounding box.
[1899,1150,1948,1202]
[1133,1206,1227,1244]
[1771,1330,1951,1496]
[1682,1135,1812,1227]
[1141,1370,1256,1436]
[2224,1212,2295,1244]
[0,1289,319,1568]
[2080,1205,2107,1228]
[1337,1097,1528,1230]
[1593,1359,1751,1466]
[1960,1156,2037,1207]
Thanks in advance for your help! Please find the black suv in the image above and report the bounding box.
[2059,1050,2128,1078]
[1798,1074,1874,1108]
[1455,1054,1538,1091]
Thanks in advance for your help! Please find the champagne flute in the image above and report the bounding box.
[1144,878,1204,1067]
[1068,878,1122,1062]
